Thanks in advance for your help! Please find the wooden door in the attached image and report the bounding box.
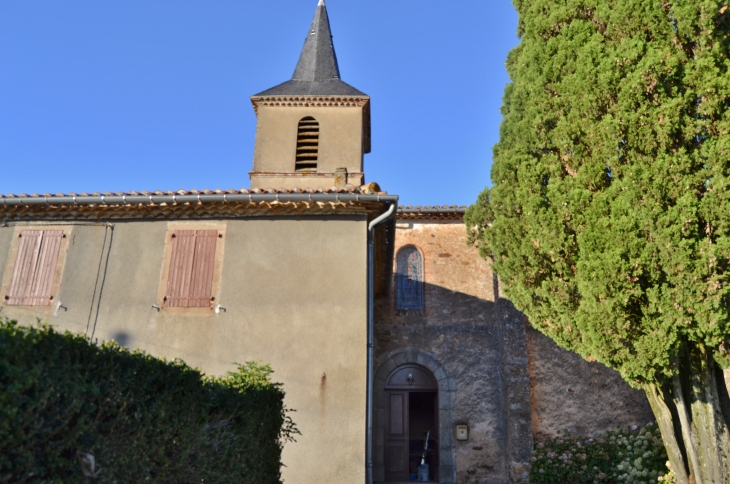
[384,391,409,481]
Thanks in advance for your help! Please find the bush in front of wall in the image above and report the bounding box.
[0,318,298,483]
[530,423,669,483]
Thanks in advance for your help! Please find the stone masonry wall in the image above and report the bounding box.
[374,216,656,483]
[374,219,531,483]
[526,325,655,440]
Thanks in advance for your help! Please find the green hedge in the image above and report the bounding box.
[0,319,298,483]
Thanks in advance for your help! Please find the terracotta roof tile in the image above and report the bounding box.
[0,185,383,201]
[396,205,467,221]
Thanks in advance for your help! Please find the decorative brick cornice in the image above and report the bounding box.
[250,95,369,115]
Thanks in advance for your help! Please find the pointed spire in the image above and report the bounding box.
[252,0,367,97]
[292,1,340,81]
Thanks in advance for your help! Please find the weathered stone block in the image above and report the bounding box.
[439,464,456,483]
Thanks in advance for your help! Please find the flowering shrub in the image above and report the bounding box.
[657,463,675,483]
[530,423,671,483]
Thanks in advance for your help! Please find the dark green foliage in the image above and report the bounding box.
[469,0,730,386]
[469,1,730,479]
[530,424,669,483]
[0,319,298,483]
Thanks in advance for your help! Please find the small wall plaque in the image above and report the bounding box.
[456,424,468,441]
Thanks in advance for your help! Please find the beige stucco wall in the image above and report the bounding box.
[249,171,366,190]
[0,216,368,484]
[252,105,365,182]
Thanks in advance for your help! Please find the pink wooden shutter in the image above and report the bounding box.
[6,231,43,305]
[165,230,197,307]
[6,230,62,306]
[165,230,217,308]
[188,230,217,307]
[25,230,63,306]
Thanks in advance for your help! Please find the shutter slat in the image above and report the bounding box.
[166,232,184,306]
[168,233,183,306]
[189,233,203,306]
[7,231,43,306]
[179,232,196,307]
[21,232,44,305]
[26,231,63,306]
[165,230,197,307]
[6,233,32,304]
[25,232,51,306]
[189,230,217,307]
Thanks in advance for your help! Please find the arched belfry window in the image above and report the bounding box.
[295,116,319,171]
[396,246,424,310]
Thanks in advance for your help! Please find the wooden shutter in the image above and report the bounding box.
[188,231,217,307]
[7,230,63,306]
[165,230,217,307]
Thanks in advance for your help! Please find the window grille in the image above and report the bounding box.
[396,247,424,310]
[295,116,319,171]
[6,230,64,306]
[165,230,218,307]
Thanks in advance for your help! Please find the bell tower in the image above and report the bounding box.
[249,0,370,189]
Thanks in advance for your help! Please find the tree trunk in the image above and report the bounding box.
[673,369,703,483]
[645,382,691,484]
[686,343,730,483]
[645,344,730,484]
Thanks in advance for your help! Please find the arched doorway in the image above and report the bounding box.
[384,364,439,482]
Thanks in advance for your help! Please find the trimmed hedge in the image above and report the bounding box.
[0,319,298,483]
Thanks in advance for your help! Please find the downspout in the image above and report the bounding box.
[366,202,396,484]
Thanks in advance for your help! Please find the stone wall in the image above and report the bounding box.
[526,324,654,440]
[374,216,655,483]
[374,219,532,483]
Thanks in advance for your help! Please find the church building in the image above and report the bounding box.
[0,2,653,483]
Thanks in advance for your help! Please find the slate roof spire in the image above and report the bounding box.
[253,0,367,97]
[292,0,340,81]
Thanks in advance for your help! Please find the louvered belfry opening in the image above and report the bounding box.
[295,116,319,171]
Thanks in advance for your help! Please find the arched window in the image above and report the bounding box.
[295,116,319,171]
[396,246,424,310]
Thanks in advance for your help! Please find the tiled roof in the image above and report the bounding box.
[0,186,395,221]
[396,205,467,221]
[1,185,375,199]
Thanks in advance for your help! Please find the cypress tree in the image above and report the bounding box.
[466,1,730,481]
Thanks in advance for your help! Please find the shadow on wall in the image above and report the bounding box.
[112,332,130,348]
[525,324,655,440]
[375,282,505,484]
[375,281,655,442]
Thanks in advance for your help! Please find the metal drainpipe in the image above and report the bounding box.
[366,202,396,484]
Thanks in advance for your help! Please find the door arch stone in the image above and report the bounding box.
[373,348,456,483]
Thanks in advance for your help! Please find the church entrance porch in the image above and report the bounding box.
[383,364,442,482]
[384,388,439,482]
[373,349,456,483]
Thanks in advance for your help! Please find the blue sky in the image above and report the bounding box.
[0,1,519,207]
